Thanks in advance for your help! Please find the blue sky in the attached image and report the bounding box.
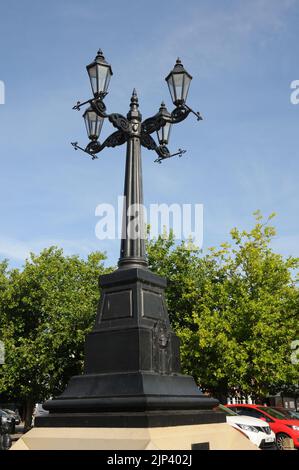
[0,0,298,268]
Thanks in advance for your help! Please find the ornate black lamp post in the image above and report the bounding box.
[38,50,223,429]
[72,50,200,267]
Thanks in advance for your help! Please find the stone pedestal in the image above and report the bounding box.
[11,423,258,450]
[38,268,219,428]
[14,267,246,449]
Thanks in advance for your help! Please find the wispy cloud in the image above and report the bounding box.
[131,0,298,82]
[0,236,107,263]
[271,235,299,258]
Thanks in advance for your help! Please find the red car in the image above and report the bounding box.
[227,404,299,450]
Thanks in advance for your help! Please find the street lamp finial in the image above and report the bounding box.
[130,88,139,106]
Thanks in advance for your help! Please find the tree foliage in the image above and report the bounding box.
[0,247,110,426]
[148,213,299,400]
[0,214,298,420]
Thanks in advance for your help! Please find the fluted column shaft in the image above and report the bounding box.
[118,89,147,269]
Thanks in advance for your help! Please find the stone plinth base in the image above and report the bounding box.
[11,423,258,450]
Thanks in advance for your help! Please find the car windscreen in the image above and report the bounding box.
[216,404,238,416]
[271,408,296,419]
[258,407,289,419]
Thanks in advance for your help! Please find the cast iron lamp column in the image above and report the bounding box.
[39,50,224,429]
[119,89,147,269]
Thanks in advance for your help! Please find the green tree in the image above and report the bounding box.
[0,247,110,429]
[1,214,298,428]
[147,231,204,331]
[148,213,299,401]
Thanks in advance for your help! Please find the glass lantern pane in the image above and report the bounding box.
[96,64,110,94]
[173,73,184,102]
[84,112,91,137]
[182,74,192,102]
[95,116,104,137]
[163,122,171,144]
[167,75,176,104]
[157,126,163,143]
[157,122,171,145]
[84,110,102,139]
[103,68,112,93]
[91,115,97,136]
[88,64,98,96]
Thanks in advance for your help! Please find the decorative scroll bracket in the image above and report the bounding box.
[154,147,187,164]
[71,130,127,159]
[72,97,201,162]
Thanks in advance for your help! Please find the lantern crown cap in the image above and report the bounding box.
[166,58,192,81]
[87,49,113,76]
[95,49,107,64]
[159,102,171,120]
[83,105,93,116]
[159,101,170,114]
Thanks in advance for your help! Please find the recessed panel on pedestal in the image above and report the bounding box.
[101,290,132,320]
[141,289,164,320]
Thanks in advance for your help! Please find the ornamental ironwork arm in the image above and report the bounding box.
[154,147,186,164]
[72,129,127,159]
[71,94,131,158]
[72,52,203,163]
[73,95,131,131]
[140,104,195,162]
[140,130,186,163]
[141,114,164,135]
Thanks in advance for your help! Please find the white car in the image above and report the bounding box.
[218,405,276,449]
